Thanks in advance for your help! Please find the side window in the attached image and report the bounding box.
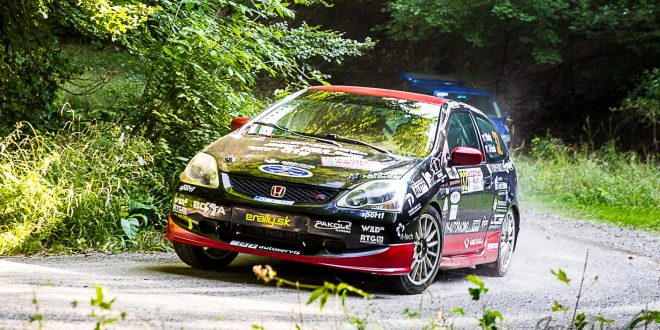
[447,111,480,152]
[475,115,508,161]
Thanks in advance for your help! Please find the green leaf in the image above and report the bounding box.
[306,287,325,306]
[550,268,571,285]
[451,307,465,315]
[120,217,140,239]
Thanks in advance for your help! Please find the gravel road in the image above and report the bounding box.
[1,208,658,329]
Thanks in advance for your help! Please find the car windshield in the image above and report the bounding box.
[442,93,501,118]
[248,90,442,158]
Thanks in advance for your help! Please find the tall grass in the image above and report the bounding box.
[0,122,169,254]
[516,137,659,231]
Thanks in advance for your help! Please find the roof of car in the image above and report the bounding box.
[309,85,446,105]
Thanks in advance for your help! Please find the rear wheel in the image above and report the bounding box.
[477,209,516,276]
[388,207,442,294]
[173,242,238,270]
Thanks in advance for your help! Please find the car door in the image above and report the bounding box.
[442,110,494,256]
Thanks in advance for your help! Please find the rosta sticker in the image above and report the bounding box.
[258,164,313,178]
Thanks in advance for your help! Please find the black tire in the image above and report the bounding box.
[173,242,238,270]
[477,208,517,277]
[388,206,443,294]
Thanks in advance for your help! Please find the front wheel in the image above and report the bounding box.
[477,208,517,276]
[173,242,238,270]
[388,207,442,294]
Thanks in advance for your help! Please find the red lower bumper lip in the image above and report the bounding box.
[165,214,414,275]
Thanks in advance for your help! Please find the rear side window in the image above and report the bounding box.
[475,115,507,161]
[447,112,480,152]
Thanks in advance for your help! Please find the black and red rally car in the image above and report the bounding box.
[166,86,520,294]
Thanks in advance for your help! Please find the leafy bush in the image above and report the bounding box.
[0,122,169,254]
[517,137,659,230]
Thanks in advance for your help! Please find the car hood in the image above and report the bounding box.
[203,134,421,189]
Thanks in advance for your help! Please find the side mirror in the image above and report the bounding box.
[450,146,483,166]
[231,117,250,131]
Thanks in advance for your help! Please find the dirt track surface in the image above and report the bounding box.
[1,208,658,329]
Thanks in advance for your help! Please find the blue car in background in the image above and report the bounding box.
[400,73,511,147]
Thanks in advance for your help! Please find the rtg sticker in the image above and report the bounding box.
[230,240,300,255]
[445,219,481,234]
[458,168,484,193]
[244,213,291,227]
[360,234,384,244]
[321,157,384,171]
[408,203,422,216]
[259,164,312,178]
[313,220,351,234]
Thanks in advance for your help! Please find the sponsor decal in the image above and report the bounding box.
[412,178,430,197]
[445,219,481,234]
[449,204,458,220]
[259,164,313,178]
[361,211,385,219]
[442,197,449,217]
[463,237,484,249]
[489,162,514,174]
[408,203,422,216]
[321,157,383,171]
[281,160,315,169]
[254,196,295,205]
[496,182,508,191]
[270,185,286,198]
[224,156,235,163]
[491,131,503,155]
[314,220,351,234]
[250,136,266,142]
[228,133,242,139]
[230,240,300,255]
[264,158,279,164]
[405,193,415,207]
[179,184,196,192]
[396,223,414,240]
[249,140,368,158]
[365,172,399,179]
[348,172,362,181]
[244,213,291,227]
[486,145,497,153]
[361,225,385,234]
[481,133,493,143]
[450,191,461,204]
[497,200,507,207]
[487,242,499,250]
[446,167,459,179]
[458,168,484,193]
[360,234,384,244]
[491,214,505,226]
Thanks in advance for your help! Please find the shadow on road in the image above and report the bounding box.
[146,254,482,296]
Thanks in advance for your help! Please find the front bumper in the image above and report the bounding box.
[165,213,414,275]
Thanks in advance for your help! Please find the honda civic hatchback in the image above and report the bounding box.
[166,86,520,294]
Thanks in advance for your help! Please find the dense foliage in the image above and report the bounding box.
[0,123,168,254]
[0,0,372,254]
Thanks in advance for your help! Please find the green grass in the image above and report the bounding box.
[516,138,659,232]
[0,123,170,254]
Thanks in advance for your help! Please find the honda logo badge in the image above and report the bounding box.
[271,185,286,198]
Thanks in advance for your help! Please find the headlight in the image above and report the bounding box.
[336,180,406,211]
[180,153,219,188]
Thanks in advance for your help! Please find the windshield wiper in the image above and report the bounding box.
[324,134,394,155]
[251,122,340,147]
